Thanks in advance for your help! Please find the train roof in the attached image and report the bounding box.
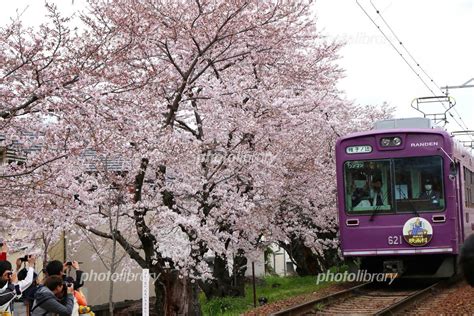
[338,117,450,142]
[337,127,450,143]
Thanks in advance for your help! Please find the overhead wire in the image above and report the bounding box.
[355,0,438,97]
[355,0,452,128]
[368,0,472,134]
[355,0,472,139]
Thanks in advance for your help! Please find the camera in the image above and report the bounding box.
[65,261,82,266]
[20,255,32,262]
[62,281,74,296]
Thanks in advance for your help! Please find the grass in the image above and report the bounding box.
[200,274,335,316]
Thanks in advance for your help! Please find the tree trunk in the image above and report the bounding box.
[107,231,118,316]
[199,252,247,300]
[41,233,50,271]
[286,241,321,276]
[231,251,247,296]
[154,279,166,316]
[108,204,120,316]
[279,238,341,276]
[154,271,201,316]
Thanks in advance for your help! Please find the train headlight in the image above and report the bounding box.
[380,137,402,147]
[381,138,391,147]
[393,137,402,146]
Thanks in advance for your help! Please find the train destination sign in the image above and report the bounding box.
[402,217,433,247]
[345,145,372,154]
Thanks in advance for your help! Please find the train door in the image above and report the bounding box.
[455,162,465,245]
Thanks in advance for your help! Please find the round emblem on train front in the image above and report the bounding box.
[402,217,433,246]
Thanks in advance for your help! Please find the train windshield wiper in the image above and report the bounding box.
[406,200,420,217]
[369,192,385,221]
[397,186,419,217]
[369,204,382,221]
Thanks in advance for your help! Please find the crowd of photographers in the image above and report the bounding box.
[0,242,88,316]
[1,234,473,316]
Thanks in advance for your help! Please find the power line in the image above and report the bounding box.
[368,0,472,133]
[355,0,471,135]
[368,0,439,89]
[355,0,438,97]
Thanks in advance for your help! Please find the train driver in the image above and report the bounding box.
[419,179,440,205]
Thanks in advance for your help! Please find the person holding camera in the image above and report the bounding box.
[44,260,84,316]
[0,255,36,315]
[31,275,74,316]
[16,255,40,313]
[0,266,20,310]
[45,260,84,291]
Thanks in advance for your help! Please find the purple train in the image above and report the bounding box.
[336,118,474,277]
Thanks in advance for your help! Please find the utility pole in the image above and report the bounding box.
[442,78,474,150]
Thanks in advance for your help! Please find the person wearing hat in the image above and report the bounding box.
[419,179,440,204]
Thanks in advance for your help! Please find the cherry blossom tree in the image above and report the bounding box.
[1,0,392,314]
[0,3,92,175]
[274,102,393,275]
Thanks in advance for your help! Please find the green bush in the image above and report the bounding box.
[200,275,334,315]
[200,296,250,315]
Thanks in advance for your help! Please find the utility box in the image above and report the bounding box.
[374,117,433,130]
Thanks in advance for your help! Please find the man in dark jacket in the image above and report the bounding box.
[45,260,84,290]
[31,275,74,316]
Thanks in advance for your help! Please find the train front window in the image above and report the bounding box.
[394,156,444,212]
[344,160,393,214]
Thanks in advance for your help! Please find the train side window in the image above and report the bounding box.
[465,167,474,208]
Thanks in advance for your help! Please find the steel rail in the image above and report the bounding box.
[270,282,372,316]
[271,281,445,316]
[375,281,441,315]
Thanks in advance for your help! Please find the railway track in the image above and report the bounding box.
[271,280,442,316]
